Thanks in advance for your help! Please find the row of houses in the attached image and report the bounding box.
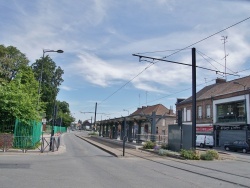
[176,76,250,147]
[91,76,250,147]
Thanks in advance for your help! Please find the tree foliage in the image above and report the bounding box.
[0,45,29,84]
[57,101,74,127]
[0,44,74,129]
[0,66,44,124]
[31,55,64,120]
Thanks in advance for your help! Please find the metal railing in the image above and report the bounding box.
[0,134,61,153]
[0,134,13,152]
[136,134,168,144]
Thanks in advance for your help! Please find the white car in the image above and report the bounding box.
[196,135,214,148]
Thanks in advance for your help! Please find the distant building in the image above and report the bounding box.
[131,104,176,136]
[96,104,176,143]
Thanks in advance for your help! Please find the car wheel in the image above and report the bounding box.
[200,143,204,148]
[243,148,247,153]
[225,146,230,151]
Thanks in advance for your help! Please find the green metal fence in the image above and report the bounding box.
[45,125,67,134]
[13,119,42,149]
[54,126,67,133]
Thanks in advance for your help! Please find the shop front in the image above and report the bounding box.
[214,124,250,147]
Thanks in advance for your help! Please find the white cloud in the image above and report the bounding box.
[60,85,73,91]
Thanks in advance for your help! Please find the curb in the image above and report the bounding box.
[75,134,120,158]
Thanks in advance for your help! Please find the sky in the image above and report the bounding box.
[1,0,250,122]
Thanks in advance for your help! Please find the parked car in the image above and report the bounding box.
[196,135,214,148]
[224,140,250,153]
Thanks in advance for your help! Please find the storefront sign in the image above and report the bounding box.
[196,126,213,132]
[214,124,249,131]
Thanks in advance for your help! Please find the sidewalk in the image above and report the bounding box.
[0,133,65,155]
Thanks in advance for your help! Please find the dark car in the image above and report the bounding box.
[224,140,250,153]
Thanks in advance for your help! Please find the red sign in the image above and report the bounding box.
[196,126,213,132]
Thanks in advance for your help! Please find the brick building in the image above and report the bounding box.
[176,76,250,147]
[131,104,176,137]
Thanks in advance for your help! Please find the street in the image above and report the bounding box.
[0,132,250,188]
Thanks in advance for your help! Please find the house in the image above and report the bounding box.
[96,104,176,143]
[131,104,176,137]
[176,76,250,147]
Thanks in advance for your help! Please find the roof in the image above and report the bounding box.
[131,104,175,116]
[96,104,175,124]
[178,75,250,105]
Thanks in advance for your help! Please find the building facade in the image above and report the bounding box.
[176,76,250,147]
[131,104,176,138]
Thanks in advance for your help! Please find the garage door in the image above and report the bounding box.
[219,130,246,146]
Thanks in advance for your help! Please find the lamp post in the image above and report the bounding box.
[233,82,247,124]
[38,49,64,107]
[123,109,129,116]
[38,49,63,151]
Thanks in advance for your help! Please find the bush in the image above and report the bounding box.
[88,132,98,136]
[143,141,156,149]
[200,150,219,160]
[158,149,169,156]
[180,149,200,160]
[161,143,168,150]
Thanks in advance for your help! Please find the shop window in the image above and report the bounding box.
[217,100,245,123]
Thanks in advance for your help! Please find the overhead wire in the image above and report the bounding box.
[196,50,237,74]
[115,78,217,116]
[98,62,155,105]
[94,16,250,115]
[135,16,250,64]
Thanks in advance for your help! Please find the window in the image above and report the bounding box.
[206,105,211,118]
[217,100,245,123]
[187,109,191,121]
[183,108,186,122]
[198,106,202,119]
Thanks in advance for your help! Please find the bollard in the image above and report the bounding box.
[123,136,127,156]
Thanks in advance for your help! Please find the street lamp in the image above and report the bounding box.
[233,82,247,124]
[38,49,63,151]
[123,109,129,116]
[37,49,64,106]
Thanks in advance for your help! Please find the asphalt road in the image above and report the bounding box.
[0,132,250,188]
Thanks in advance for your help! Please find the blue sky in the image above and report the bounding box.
[1,0,250,122]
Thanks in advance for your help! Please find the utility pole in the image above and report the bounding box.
[133,47,238,149]
[221,36,228,80]
[192,48,196,149]
[94,102,97,131]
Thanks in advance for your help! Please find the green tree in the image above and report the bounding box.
[0,66,43,125]
[56,101,74,127]
[31,55,64,120]
[57,101,70,114]
[0,45,29,84]
[57,111,74,127]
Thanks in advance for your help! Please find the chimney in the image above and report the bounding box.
[216,78,226,84]
[176,98,185,104]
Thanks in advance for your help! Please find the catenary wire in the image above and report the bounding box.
[196,50,236,74]
[91,16,250,115]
